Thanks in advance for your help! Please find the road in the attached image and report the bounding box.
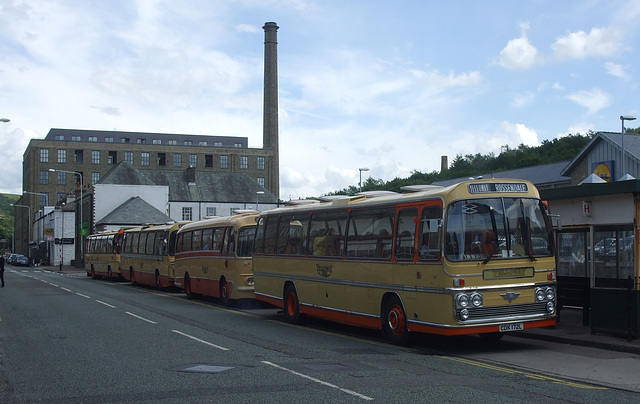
[1,265,640,403]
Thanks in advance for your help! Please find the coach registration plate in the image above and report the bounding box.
[499,323,524,332]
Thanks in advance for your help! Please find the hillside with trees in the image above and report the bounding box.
[330,132,596,196]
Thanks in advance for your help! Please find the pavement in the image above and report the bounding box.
[35,265,640,355]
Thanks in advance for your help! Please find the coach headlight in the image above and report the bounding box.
[247,277,254,286]
[546,287,555,301]
[470,292,483,308]
[535,288,546,302]
[546,301,555,314]
[459,308,469,321]
[456,293,470,308]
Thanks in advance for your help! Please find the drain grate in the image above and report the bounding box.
[180,365,235,374]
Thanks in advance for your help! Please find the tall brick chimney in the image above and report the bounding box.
[263,22,279,198]
[441,156,448,173]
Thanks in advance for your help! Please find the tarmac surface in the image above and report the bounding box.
[37,265,640,355]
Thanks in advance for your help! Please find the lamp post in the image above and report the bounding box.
[10,203,31,260]
[359,167,370,193]
[256,191,265,211]
[23,191,49,206]
[48,168,83,263]
[620,115,637,180]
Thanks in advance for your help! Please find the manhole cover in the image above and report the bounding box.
[180,365,235,374]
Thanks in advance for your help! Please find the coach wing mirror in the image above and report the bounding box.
[548,214,561,231]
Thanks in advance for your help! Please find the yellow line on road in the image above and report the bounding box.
[439,355,607,390]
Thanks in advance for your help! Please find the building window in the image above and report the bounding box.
[257,156,265,170]
[240,156,248,169]
[91,150,100,164]
[182,207,193,221]
[199,141,207,146]
[158,153,166,166]
[58,149,67,163]
[137,138,146,144]
[173,153,182,167]
[88,136,98,142]
[121,137,130,143]
[125,151,133,164]
[74,150,83,163]
[234,143,243,148]
[56,193,66,203]
[92,172,100,184]
[206,207,216,217]
[40,149,49,163]
[205,155,213,167]
[40,193,49,206]
[57,171,66,185]
[72,135,81,141]
[39,170,49,185]
[108,151,117,165]
[257,177,265,187]
[220,155,229,169]
[214,142,222,147]
[54,135,64,141]
[189,154,197,167]
[105,137,114,143]
[153,139,162,145]
[141,152,150,166]
[184,140,193,146]
[168,140,177,145]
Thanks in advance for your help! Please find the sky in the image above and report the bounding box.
[1,0,639,200]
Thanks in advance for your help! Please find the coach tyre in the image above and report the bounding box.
[283,283,302,324]
[382,295,410,346]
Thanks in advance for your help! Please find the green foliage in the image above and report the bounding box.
[0,193,19,249]
[327,132,594,196]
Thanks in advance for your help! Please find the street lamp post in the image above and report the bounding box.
[10,203,31,260]
[620,115,637,180]
[359,167,370,193]
[23,191,49,206]
[48,169,83,264]
[256,191,265,211]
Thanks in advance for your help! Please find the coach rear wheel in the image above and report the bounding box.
[382,296,410,346]
[283,284,302,324]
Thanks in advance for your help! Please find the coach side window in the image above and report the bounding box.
[395,208,418,261]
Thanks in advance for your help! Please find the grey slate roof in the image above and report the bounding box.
[432,160,572,188]
[561,131,640,176]
[97,161,279,203]
[96,196,172,226]
[98,161,156,186]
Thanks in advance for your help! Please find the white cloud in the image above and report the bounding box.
[510,92,535,108]
[551,27,621,60]
[557,123,595,138]
[566,88,611,114]
[494,22,540,69]
[605,62,631,80]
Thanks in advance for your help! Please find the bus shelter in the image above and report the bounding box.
[540,180,640,339]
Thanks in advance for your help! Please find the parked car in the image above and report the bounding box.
[14,254,29,266]
[7,253,18,265]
